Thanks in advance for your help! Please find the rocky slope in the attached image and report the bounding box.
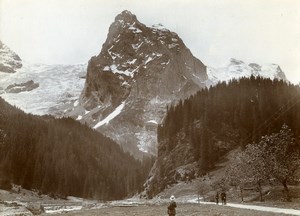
[68,10,207,156]
[0,40,22,73]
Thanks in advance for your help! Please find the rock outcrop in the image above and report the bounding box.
[5,80,39,93]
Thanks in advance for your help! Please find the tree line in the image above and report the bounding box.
[158,76,300,175]
[0,97,154,200]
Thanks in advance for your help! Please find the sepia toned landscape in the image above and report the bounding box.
[0,1,300,215]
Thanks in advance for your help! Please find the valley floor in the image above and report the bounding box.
[1,185,300,216]
[1,191,300,216]
[47,202,300,216]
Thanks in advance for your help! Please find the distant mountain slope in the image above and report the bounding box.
[145,77,300,198]
[0,40,22,73]
[206,58,287,86]
[0,62,87,115]
[67,10,207,156]
[0,97,151,200]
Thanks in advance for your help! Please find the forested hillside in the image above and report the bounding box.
[0,97,153,200]
[146,76,300,197]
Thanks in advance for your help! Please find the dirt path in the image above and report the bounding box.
[48,203,298,216]
[229,203,300,215]
[202,202,300,216]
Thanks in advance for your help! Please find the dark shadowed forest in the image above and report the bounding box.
[0,98,154,200]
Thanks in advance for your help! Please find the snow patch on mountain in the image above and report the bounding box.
[151,24,169,32]
[128,24,142,33]
[147,120,158,124]
[104,64,136,77]
[93,101,125,128]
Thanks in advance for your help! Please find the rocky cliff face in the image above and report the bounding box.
[69,10,207,156]
[143,130,198,198]
[0,41,22,73]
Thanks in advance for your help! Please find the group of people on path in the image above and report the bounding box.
[215,192,227,205]
[167,192,227,216]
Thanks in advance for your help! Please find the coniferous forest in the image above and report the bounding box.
[0,97,154,200]
[158,76,300,174]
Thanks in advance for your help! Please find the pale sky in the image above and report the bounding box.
[0,0,300,83]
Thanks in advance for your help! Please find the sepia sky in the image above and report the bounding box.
[0,0,300,83]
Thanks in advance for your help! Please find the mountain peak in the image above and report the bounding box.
[0,40,22,73]
[207,58,288,86]
[229,58,245,65]
[75,11,207,156]
[115,10,138,24]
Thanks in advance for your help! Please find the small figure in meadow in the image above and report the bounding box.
[167,195,177,216]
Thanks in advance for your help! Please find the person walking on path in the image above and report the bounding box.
[168,195,177,216]
[215,192,219,205]
[221,192,227,205]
